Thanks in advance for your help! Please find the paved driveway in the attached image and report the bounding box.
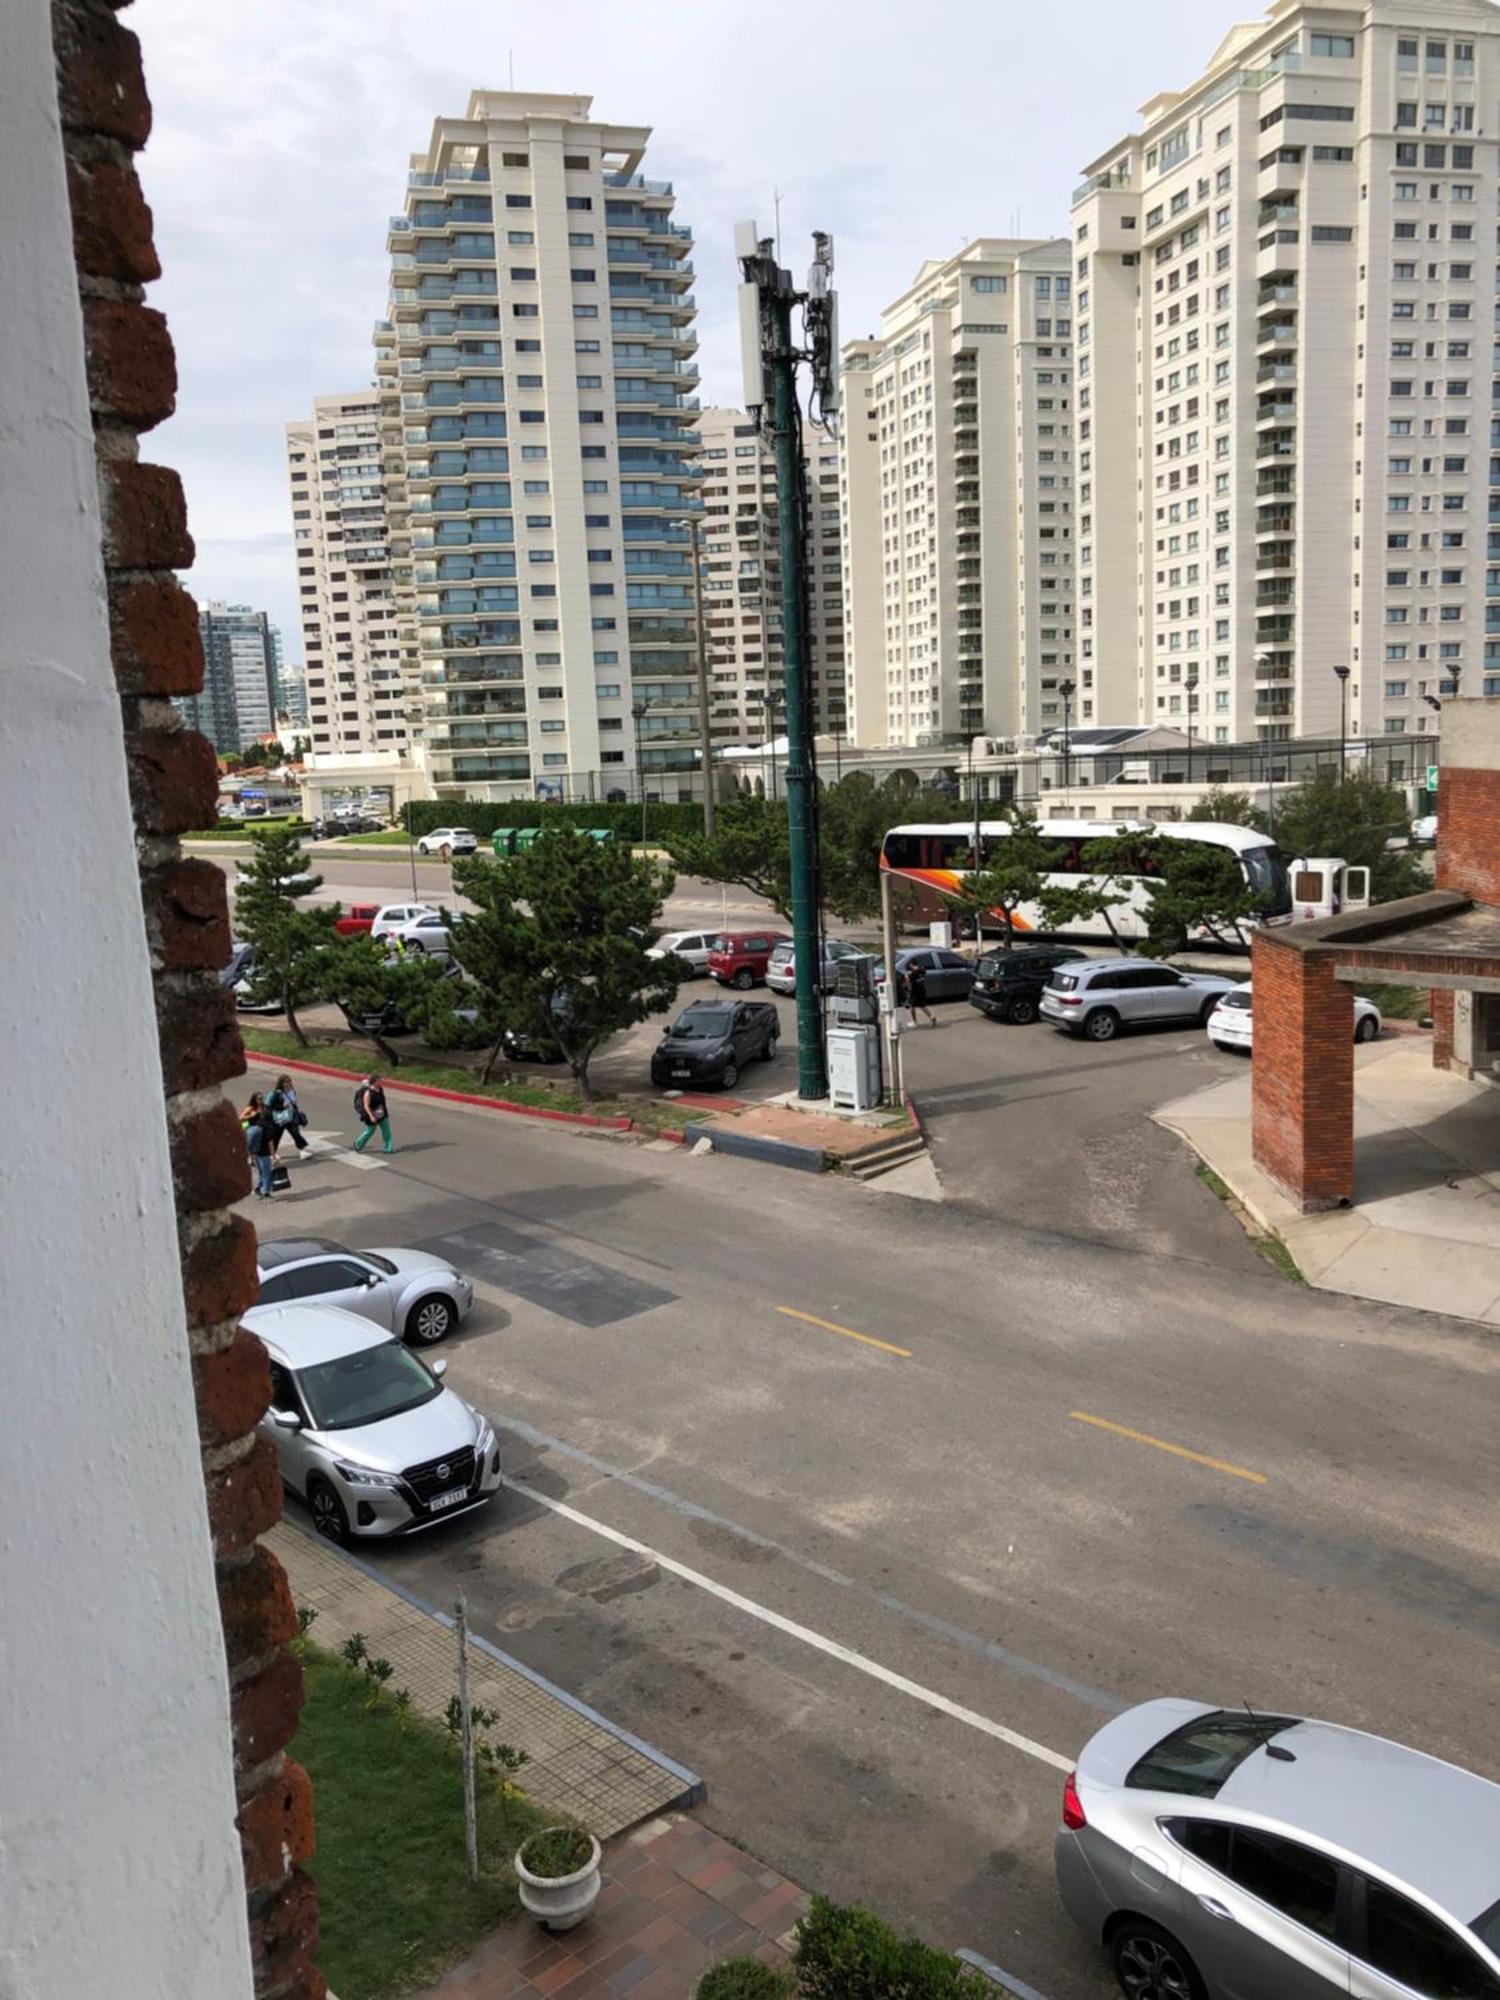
[902,1000,1268,1272]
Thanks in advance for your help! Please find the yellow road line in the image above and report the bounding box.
[1069,1411,1267,1486]
[774,1306,912,1358]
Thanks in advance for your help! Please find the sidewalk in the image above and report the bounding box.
[1155,1037,1500,1323]
[419,1814,809,2000]
[272,1523,698,1837]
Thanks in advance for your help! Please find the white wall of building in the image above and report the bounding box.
[0,7,254,1994]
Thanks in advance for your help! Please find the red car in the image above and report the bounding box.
[708,930,790,989]
[334,903,379,937]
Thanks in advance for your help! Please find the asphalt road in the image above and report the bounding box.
[242,1072,1500,2000]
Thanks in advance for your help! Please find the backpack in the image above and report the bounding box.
[268,1090,295,1129]
[354,1084,369,1119]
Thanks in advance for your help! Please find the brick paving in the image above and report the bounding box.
[420,1814,810,1999]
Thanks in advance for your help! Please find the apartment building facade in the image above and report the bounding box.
[694,405,845,748]
[284,391,417,757]
[839,239,1076,750]
[178,600,280,754]
[1071,0,1500,763]
[377,92,701,801]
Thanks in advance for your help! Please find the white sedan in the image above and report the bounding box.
[1207,979,1382,1054]
[388,911,462,956]
[369,902,436,940]
[416,827,478,858]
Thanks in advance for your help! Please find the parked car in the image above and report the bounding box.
[765,937,870,995]
[417,826,478,858]
[1208,979,1382,1055]
[1057,1696,1500,2000]
[333,902,380,938]
[708,931,791,990]
[872,947,976,1003]
[646,930,714,976]
[651,999,779,1090]
[500,987,577,1064]
[254,1236,473,1346]
[369,902,436,940]
[388,911,462,956]
[220,940,253,990]
[1040,958,1239,1041]
[1410,813,1438,846]
[221,944,283,1015]
[248,1304,500,1543]
[969,945,1089,1025]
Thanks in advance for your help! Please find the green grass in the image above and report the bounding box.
[238,1024,700,1131]
[293,1644,548,2000]
[1196,1163,1233,1203]
[341,830,417,846]
[188,820,307,840]
[1254,1235,1306,1283]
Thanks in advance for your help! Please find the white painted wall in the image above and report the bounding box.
[0,6,255,1995]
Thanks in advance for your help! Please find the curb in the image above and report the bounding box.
[682,1120,827,1173]
[244,1050,635,1132]
[956,1949,1053,1999]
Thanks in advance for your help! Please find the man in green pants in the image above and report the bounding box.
[353,1074,394,1154]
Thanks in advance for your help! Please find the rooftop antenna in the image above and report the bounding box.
[1242,1699,1296,1762]
[508,49,515,89]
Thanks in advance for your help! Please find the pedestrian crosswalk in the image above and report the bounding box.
[298,1129,389,1172]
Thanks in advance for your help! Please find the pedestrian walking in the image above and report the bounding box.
[352,1074,394,1154]
[906,958,936,1028]
[243,1096,276,1199]
[266,1074,309,1160]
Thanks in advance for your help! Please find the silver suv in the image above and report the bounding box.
[1057,1698,1500,2000]
[1040,958,1238,1041]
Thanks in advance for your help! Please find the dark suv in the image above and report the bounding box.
[969,945,1088,1025]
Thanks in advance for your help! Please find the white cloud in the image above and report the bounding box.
[134,0,1223,654]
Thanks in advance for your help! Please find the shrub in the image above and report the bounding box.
[696,1961,796,2000]
[792,1897,987,1999]
[517,1825,594,1878]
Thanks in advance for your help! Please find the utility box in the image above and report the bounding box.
[830,952,878,1025]
[827,1025,882,1111]
[929,921,954,948]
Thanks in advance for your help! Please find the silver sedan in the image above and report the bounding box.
[254,1236,473,1345]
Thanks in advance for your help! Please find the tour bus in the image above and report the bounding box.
[879,819,1292,942]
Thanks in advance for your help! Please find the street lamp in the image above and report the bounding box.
[749,687,783,800]
[1255,653,1277,834]
[1184,674,1199,786]
[671,513,716,838]
[631,698,651,846]
[1057,677,1076,793]
[1332,663,1351,780]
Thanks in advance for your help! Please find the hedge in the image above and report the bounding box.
[792,1898,988,1999]
[695,1964,795,2000]
[402,798,711,842]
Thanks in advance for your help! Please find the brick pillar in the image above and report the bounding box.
[50,3,321,1994]
[1250,936,1355,1212]
[1431,988,1455,1071]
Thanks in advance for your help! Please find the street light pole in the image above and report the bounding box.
[631,699,650,847]
[1057,677,1076,795]
[674,513,716,837]
[1255,653,1276,835]
[1333,663,1350,781]
[1184,674,1199,787]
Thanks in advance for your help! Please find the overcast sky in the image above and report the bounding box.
[136,0,1227,660]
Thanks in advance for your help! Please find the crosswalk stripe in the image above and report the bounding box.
[300,1129,388,1172]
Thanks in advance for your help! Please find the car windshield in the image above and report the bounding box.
[361,1251,398,1275]
[295,1342,442,1431]
[1220,991,1253,1012]
[1126,1709,1297,1797]
[673,1006,734,1040]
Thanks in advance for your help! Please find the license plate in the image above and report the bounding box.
[671,1067,691,1078]
[428,1487,470,1513]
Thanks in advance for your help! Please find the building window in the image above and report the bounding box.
[1309,32,1353,55]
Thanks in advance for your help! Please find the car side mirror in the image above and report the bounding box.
[270,1408,302,1432]
[431,1358,448,1379]
[365,1272,381,1288]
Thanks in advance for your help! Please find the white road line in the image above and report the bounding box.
[503,1478,1072,1773]
[301,1130,387,1172]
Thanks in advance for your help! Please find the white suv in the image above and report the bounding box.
[416,827,478,858]
[1040,957,1239,1041]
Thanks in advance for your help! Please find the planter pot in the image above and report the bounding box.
[515,1832,603,1931]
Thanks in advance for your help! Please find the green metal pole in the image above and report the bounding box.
[769,290,826,1100]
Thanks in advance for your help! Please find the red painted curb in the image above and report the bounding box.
[244,1050,633,1131]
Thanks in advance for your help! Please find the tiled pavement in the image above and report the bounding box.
[420,1814,811,1999]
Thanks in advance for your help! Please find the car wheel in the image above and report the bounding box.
[1110,1918,1206,2000]
[1199,998,1219,1026]
[1083,1008,1120,1042]
[761,1035,779,1062]
[1355,1013,1379,1043]
[733,969,754,990]
[307,1476,350,1546]
[1006,995,1039,1026]
[406,1295,456,1346]
[721,1062,741,1090]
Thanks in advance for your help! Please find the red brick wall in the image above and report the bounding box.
[50,3,320,1994]
[1430,988,1455,1070]
[1250,936,1355,1211]
[1436,765,1500,905]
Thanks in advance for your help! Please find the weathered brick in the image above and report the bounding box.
[1249,939,1355,1212]
[220,1545,297,1670]
[182,1210,258,1327]
[109,574,203,694]
[233,1648,304,1770]
[194,1324,271,1447]
[66,154,160,284]
[170,1096,252,1213]
[206,1434,283,1557]
[158,980,245,1096]
[1431,987,1455,1070]
[127,726,218,835]
[239,1760,316,1894]
[1437,766,1500,905]
[53,3,152,146]
[100,458,193,570]
[250,1865,320,1997]
[84,297,176,426]
[144,854,231,968]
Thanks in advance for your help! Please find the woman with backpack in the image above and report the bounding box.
[353,1074,394,1155]
[265,1074,309,1162]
